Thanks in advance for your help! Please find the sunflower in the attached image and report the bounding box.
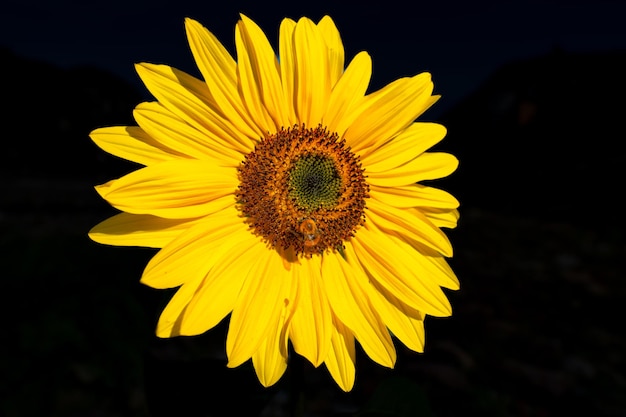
[89,14,460,391]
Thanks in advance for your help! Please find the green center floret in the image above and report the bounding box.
[288,154,341,212]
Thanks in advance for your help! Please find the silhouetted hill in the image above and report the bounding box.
[440,49,626,226]
[2,47,142,182]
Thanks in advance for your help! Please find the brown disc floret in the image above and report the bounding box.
[236,124,369,257]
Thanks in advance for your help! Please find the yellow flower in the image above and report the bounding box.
[89,14,460,391]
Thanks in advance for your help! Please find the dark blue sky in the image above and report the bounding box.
[3,0,625,117]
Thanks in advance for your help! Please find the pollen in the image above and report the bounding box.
[236,124,369,257]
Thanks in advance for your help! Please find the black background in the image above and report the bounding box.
[2,1,625,416]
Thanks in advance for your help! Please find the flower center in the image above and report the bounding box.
[236,124,368,257]
[288,154,341,212]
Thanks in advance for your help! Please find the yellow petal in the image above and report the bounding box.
[361,122,446,170]
[366,152,459,187]
[133,102,242,166]
[252,330,289,388]
[278,17,298,124]
[366,197,453,256]
[345,73,435,153]
[184,18,263,139]
[339,242,427,352]
[234,22,277,132]
[140,207,245,289]
[135,63,255,154]
[366,281,426,353]
[252,283,295,387]
[179,231,266,336]
[155,273,206,337]
[89,126,179,166]
[421,207,460,229]
[351,226,453,316]
[382,230,460,291]
[323,51,371,136]
[227,247,287,368]
[324,315,356,392]
[95,160,237,219]
[370,210,459,290]
[370,184,459,209]
[293,17,330,126]
[322,250,396,368]
[89,213,199,248]
[288,256,332,367]
[317,16,344,87]
[237,14,290,130]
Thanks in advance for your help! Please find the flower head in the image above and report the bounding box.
[89,14,460,391]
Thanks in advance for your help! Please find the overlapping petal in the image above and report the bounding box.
[140,206,244,289]
[360,122,446,170]
[370,183,459,210]
[226,246,288,368]
[367,282,426,353]
[252,272,296,387]
[366,152,459,187]
[252,318,289,387]
[323,51,372,136]
[324,315,356,392]
[236,14,291,130]
[95,160,237,219]
[133,101,243,165]
[89,213,200,248]
[155,274,206,337]
[135,63,255,154]
[288,256,332,367]
[292,17,331,126]
[89,126,180,166]
[421,207,461,229]
[366,197,453,256]
[342,241,427,352]
[175,229,263,337]
[184,18,263,139]
[316,16,345,87]
[278,18,298,124]
[345,74,435,153]
[322,251,396,368]
[351,225,453,316]
[234,20,279,132]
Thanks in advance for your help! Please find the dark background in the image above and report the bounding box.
[1,0,625,416]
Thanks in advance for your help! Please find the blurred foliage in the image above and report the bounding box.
[357,376,435,417]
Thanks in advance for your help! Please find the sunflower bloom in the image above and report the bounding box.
[89,14,460,391]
